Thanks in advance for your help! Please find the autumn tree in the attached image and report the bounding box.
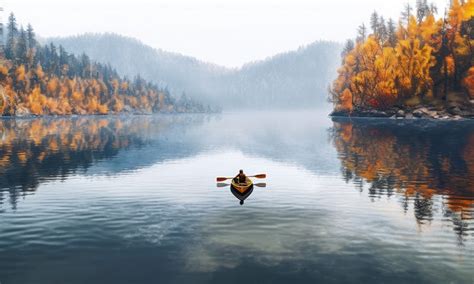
[331,0,473,113]
[0,13,210,116]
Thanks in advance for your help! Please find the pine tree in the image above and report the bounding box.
[357,24,367,43]
[5,13,18,60]
[341,39,355,58]
[49,43,59,75]
[401,3,413,24]
[26,24,36,50]
[387,19,397,47]
[378,17,388,43]
[16,27,28,66]
[370,11,379,35]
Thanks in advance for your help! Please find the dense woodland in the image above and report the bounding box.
[51,34,341,108]
[331,0,474,113]
[0,14,209,116]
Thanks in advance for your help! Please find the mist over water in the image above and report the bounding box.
[0,111,473,283]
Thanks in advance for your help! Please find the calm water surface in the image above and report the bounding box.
[0,111,473,283]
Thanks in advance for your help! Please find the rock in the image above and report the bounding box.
[367,110,387,117]
[417,107,430,114]
[15,106,31,117]
[396,110,405,117]
[427,111,438,118]
[405,113,414,119]
[413,109,423,118]
[122,105,133,113]
[448,106,462,115]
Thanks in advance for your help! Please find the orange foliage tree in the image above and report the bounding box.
[0,13,209,116]
[331,0,474,112]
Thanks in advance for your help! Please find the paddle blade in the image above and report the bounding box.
[254,183,267,188]
[253,174,267,179]
[216,183,230,188]
[216,177,232,182]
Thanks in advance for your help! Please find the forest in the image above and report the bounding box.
[331,0,474,115]
[0,13,210,116]
[50,34,341,108]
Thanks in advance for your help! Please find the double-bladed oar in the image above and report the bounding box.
[216,174,266,182]
[217,182,266,188]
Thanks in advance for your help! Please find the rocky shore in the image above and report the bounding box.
[331,100,474,121]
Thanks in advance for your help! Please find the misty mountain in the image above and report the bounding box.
[48,33,341,108]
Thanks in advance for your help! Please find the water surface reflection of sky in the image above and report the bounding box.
[0,112,473,283]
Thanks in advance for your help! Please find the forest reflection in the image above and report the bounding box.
[331,118,474,241]
[0,115,203,209]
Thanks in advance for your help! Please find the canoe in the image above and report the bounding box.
[231,177,254,194]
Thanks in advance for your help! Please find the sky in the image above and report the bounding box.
[3,0,449,67]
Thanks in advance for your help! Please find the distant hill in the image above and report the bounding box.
[0,16,208,117]
[49,33,341,108]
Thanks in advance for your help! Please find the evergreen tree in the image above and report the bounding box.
[341,39,355,58]
[416,0,429,23]
[387,18,397,47]
[58,45,69,77]
[401,3,413,24]
[5,13,18,60]
[378,17,388,43]
[429,3,438,15]
[26,24,36,50]
[370,11,379,35]
[356,24,367,43]
[16,27,28,66]
[49,43,59,75]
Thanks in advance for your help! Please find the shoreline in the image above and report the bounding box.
[330,105,474,121]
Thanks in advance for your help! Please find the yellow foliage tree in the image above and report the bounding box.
[331,1,472,112]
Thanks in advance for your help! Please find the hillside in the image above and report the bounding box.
[0,14,208,116]
[49,33,341,108]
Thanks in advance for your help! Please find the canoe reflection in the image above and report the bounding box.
[231,182,254,206]
[216,181,267,205]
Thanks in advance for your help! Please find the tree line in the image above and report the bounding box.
[0,13,210,116]
[331,0,474,112]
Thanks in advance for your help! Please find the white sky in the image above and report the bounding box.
[3,0,449,67]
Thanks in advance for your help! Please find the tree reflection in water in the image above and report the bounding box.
[330,118,474,242]
[0,115,207,209]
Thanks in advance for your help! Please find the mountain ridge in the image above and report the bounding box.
[48,33,342,108]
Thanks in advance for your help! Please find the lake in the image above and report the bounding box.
[0,111,473,283]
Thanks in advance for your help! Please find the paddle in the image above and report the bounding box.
[216,174,266,182]
[216,183,230,188]
[254,183,267,188]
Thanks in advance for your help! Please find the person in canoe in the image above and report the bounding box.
[234,169,247,184]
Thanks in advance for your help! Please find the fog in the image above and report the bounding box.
[1,0,450,108]
[4,0,448,68]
